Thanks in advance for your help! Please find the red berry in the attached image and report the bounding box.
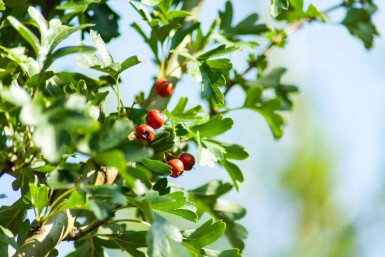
[179,153,195,171]
[136,124,155,142]
[146,109,165,129]
[168,159,184,178]
[155,79,173,98]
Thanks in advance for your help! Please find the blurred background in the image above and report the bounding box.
[2,0,385,256]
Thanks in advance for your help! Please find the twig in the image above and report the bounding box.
[224,2,347,96]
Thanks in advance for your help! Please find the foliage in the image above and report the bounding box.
[0,0,379,256]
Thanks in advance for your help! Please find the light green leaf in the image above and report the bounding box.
[200,248,242,257]
[7,16,40,56]
[0,0,5,10]
[147,213,182,257]
[90,30,114,66]
[29,184,50,218]
[270,0,289,17]
[141,0,164,6]
[198,45,240,60]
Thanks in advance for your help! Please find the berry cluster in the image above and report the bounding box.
[134,79,195,178]
[135,109,164,143]
[168,153,195,178]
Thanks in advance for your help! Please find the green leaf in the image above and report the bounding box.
[121,143,154,162]
[57,190,85,212]
[0,0,5,11]
[208,141,249,160]
[90,30,114,66]
[198,45,240,61]
[0,226,19,253]
[147,213,183,257]
[219,1,233,32]
[220,160,244,191]
[167,10,191,20]
[270,0,289,17]
[67,236,107,257]
[29,184,50,218]
[141,159,171,175]
[190,180,233,198]
[95,231,147,257]
[94,150,126,174]
[191,114,233,138]
[94,119,134,153]
[232,14,268,36]
[141,0,164,6]
[85,3,120,43]
[149,132,175,154]
[43,46,95,71]
[200,248,242,257]
[200,59,232,104]
[0,199,29,235]
[342,7,379,49]
[120,55,141,73]
[183,219,226,251]
[7,16,40,56]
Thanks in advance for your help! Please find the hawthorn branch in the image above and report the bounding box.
[224,1,348,96]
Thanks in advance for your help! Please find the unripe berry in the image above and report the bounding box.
[168,159,184,178]
[179,153,195,171]
[146,109,165,129]
[155,79,173,98]
[136,124,155,142]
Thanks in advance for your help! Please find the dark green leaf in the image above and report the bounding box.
[183,219,226,250]
[342,7,379,49]
[220,160,244,191]
[85,3,120,43]
[141,159,171,175]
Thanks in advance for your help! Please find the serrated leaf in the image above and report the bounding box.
[191,114,233,138]
[183,219,226,250]
[342,7,379,49]
[141,159,171,175]
[0,0,5,10]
